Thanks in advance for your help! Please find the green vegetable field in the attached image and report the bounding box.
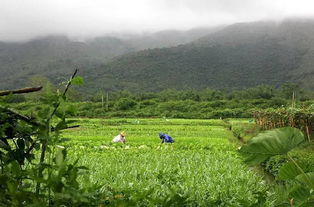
[62,118,269,206]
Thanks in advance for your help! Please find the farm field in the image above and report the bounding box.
[62,118,270,206]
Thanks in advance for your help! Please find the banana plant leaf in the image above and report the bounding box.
[239,127,305,165]
[288,185,314,207]
[277,162,305,181]
[295,172,314,185]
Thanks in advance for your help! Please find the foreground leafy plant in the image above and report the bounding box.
[0,71,99,206]
[239,127,314,206]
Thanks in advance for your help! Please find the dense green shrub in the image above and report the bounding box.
[11,85,313,119]
[0,74,100,206]
[239,127,314,206]
[114,98,137,110]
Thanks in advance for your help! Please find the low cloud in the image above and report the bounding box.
[1,0,314,42]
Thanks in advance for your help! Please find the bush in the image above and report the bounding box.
[114,98,137,110]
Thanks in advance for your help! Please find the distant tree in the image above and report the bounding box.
[200,89,217,101]
[269,97,287,107]
[179,90,200,101]
[91,91,105,102]
[279,83,301,100]
[134,92,157,101]
[25,76,55,101]
[66,88,83,102]
[158,89,180,101]
[249,85,275,99]
[111,90,134,101]
[27,75,52,88]
[114,98,137,110]
[211,90,225,100]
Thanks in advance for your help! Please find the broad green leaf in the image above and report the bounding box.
[277,162,304,181]
[295,172,314,186]
[71,76,84,85]
[299,202,314,207]
[289,185,313,207]
[9,161,21,174]
[239,127,305,165]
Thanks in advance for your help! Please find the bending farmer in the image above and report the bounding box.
[159,132,174,143]
[112,131,126,143]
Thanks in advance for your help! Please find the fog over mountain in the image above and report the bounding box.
[1,0,314,42]
[0,27,219,90]
[1,19,314,92]
[1,1,314,92]
[86,19,314,91]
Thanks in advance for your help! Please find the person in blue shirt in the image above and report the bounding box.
[159,132,174,143]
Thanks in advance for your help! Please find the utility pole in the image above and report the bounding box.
[292,91,296,108]
[106,92,109,111]
[101,93,104,109]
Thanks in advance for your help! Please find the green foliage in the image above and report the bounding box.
[25,76,55,102]
[239,127,314,206]
[239,127,305,165]
[228,119,260,142]
[61,118,269,206]
[114,98,137,110]
[5,94,26,103]
[0,74,99,206]
[277,162,305,181]
[279,83,301,100]
[262,155,288,178]
[88,20,314,92]
[261,150,314,180]
[2,21,314,93]
[13,85,313,119]
[253,107,314,141]
[71,76,85,86]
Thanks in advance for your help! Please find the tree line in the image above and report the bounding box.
[7,78,313,119]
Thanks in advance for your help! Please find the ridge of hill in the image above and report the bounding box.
[0,28,215,90]
[1,19,314,92]
[87,19,314,92]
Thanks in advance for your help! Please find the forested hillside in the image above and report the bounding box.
[1,19,314,93]
[0,28,215,90]
[86,19,314,92]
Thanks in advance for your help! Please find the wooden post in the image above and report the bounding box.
[292,91,295,108]
[0,86,42,96]
[306,125,311,142]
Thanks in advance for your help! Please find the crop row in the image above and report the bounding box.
[61,118,271,206]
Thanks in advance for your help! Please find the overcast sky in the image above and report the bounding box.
[1,0,314,42]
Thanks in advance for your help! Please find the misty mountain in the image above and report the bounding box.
[0,28,216,90]
[123,27,223,50]
[86,19,314,92]
[0,35,131,89]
